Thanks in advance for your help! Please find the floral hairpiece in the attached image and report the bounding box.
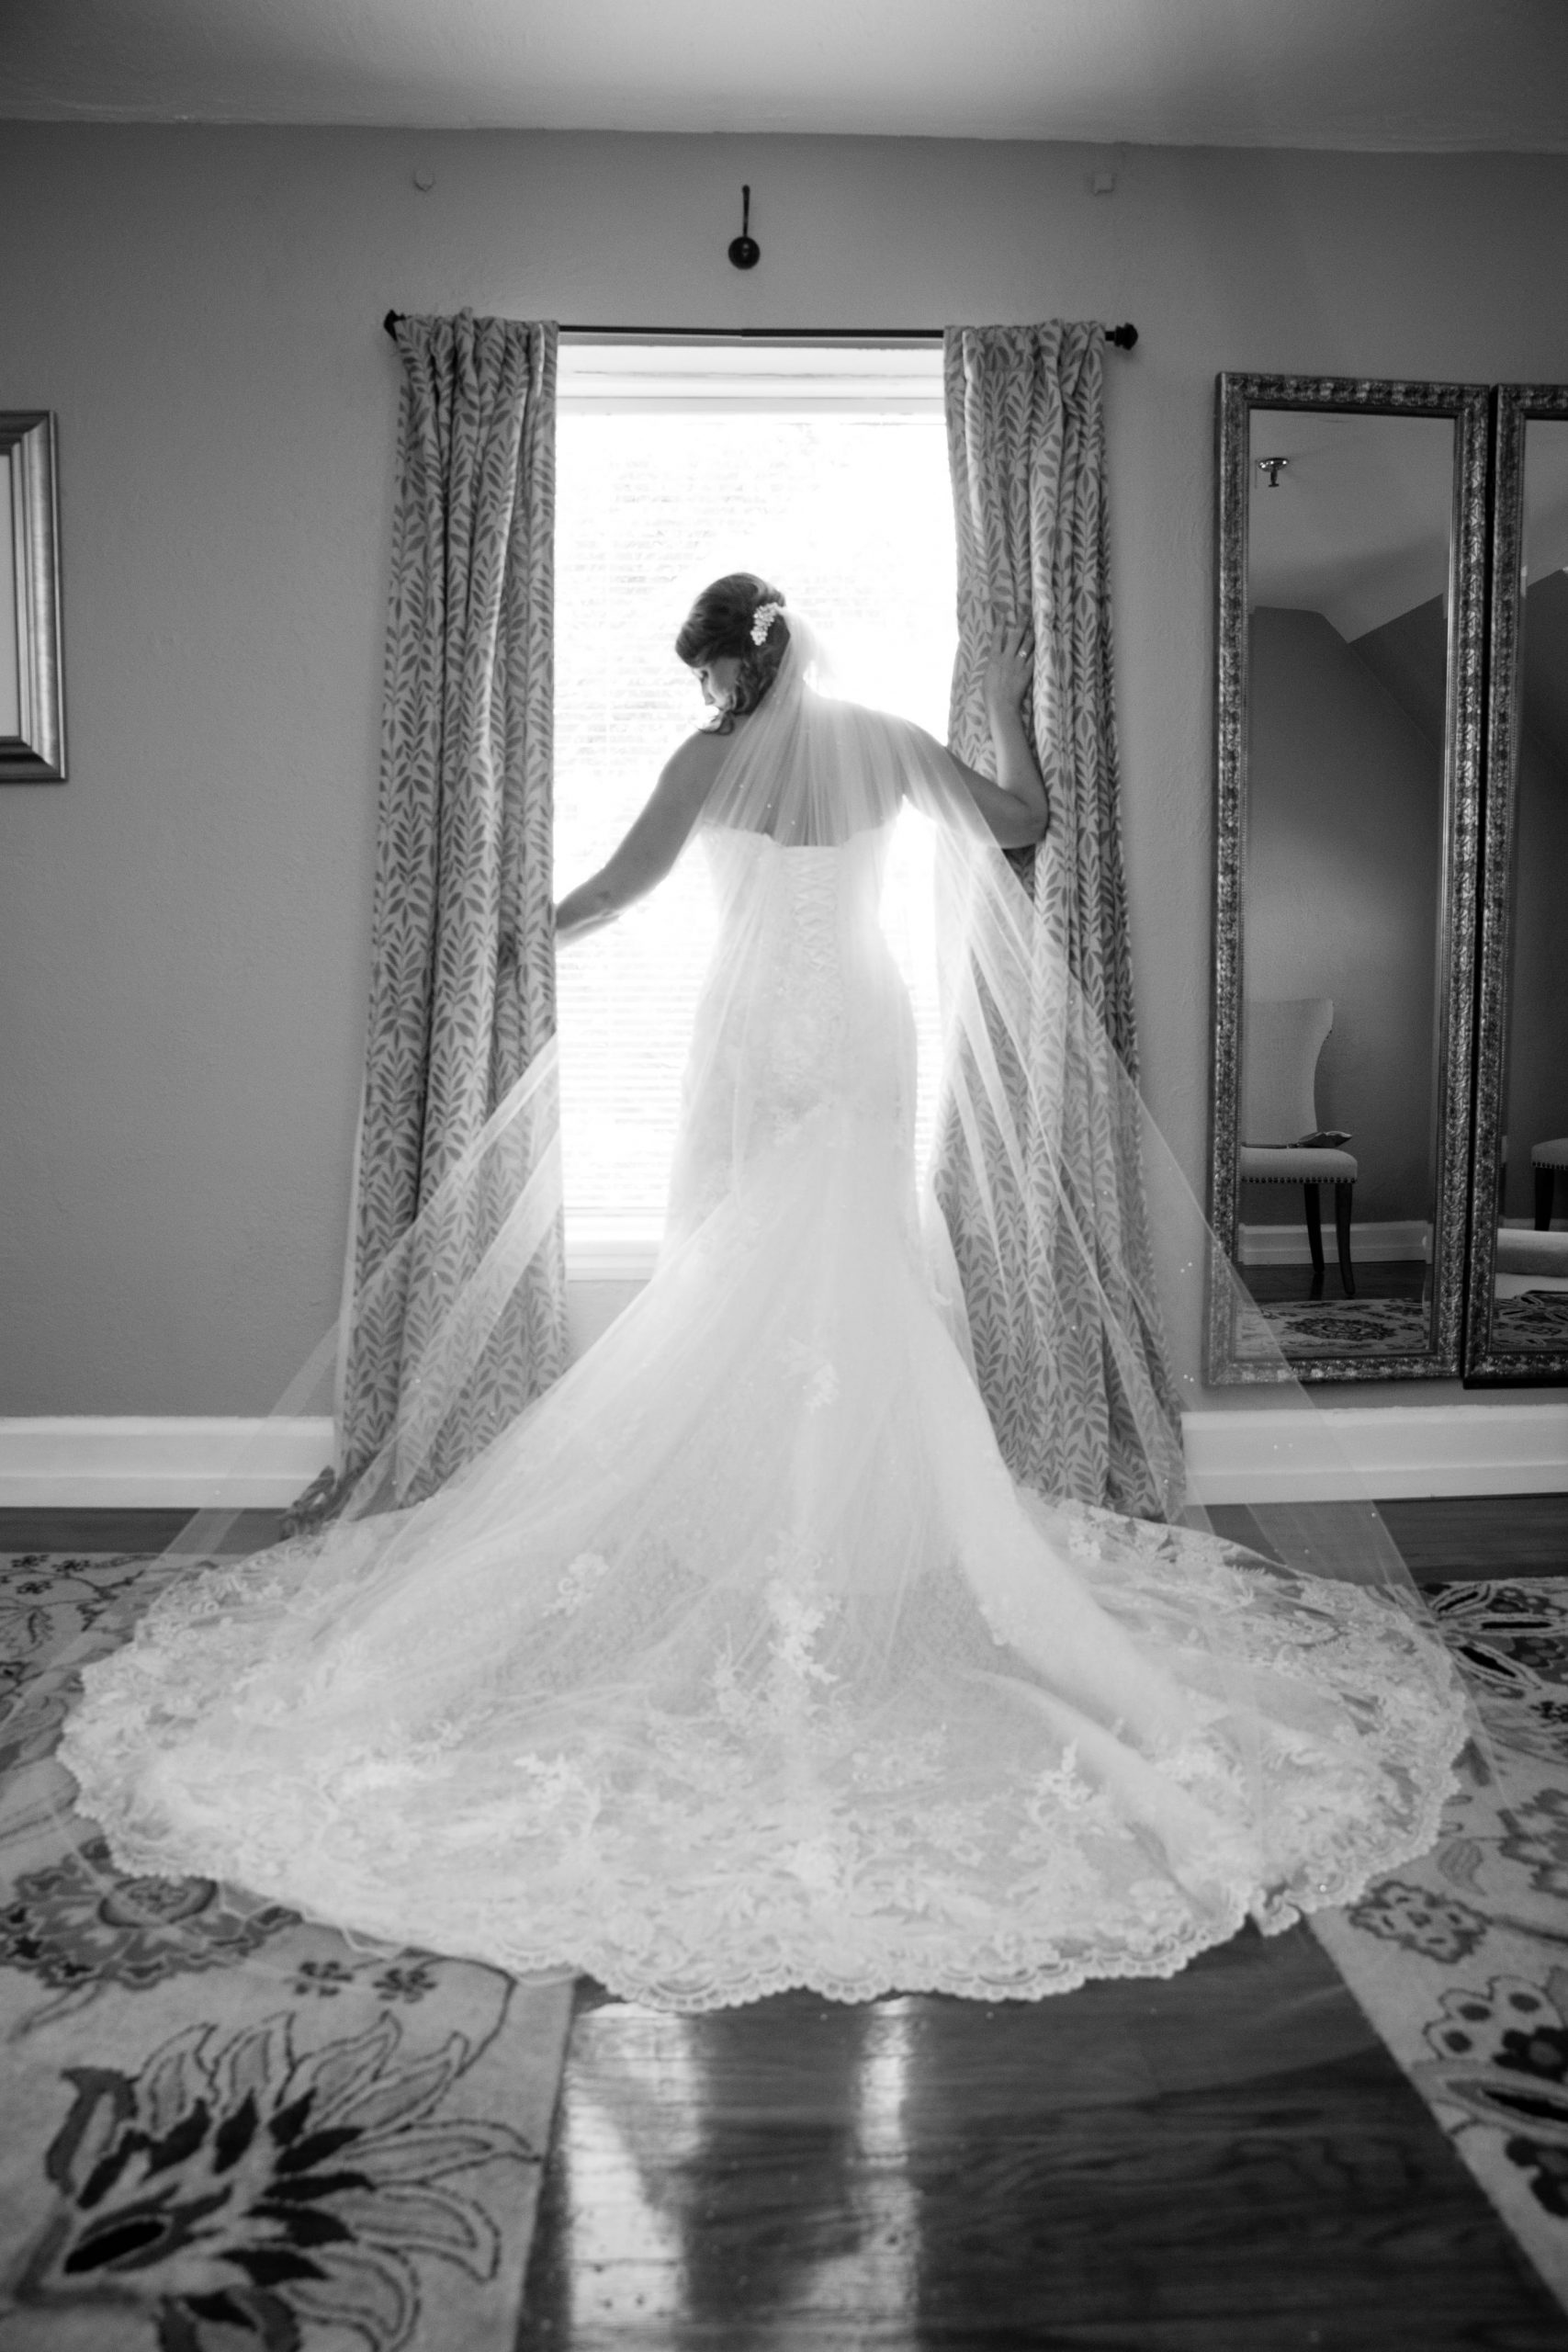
[750,601,783,647]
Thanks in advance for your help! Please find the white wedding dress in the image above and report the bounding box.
[62,653,1467,2012]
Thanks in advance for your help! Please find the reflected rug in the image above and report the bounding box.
[1314,1576,1568,2313]
[1240,1291,1568,1358]
[0,1553,573,2352]
[1494,1292,1568,1351]
[1246,1296,1429,1357]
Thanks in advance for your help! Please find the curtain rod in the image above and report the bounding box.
[381,311,1138,350]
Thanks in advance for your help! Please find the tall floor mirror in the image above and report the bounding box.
[1208,374,1490,1383]
[1465,384,1568,1381]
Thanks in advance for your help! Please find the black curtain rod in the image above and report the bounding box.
[381,311,1138,350]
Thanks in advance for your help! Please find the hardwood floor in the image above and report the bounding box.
[1379,1493,1568,1580]
[10,1499,1568,2346]
[520,1932,1568,2349]
[9,1496,1567,1581]
[0,1506,285,1555]
[1203,1496,1568,1584]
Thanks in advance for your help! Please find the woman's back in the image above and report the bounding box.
[666,825,918,1252]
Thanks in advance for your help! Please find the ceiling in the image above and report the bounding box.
[1247,411,1458,640]
[4,0,1568,147]
[1248,410,1568,640]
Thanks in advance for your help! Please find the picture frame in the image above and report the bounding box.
[1,411,65,782]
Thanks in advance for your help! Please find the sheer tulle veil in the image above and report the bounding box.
[35,603,1472,2004]
[245,604,1429,1594]
[687,612,1434,1589]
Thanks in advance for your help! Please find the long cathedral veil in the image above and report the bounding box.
[28,605,1472,2003]
[189,607,1429,1600]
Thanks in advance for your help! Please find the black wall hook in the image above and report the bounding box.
[728,186,761,271]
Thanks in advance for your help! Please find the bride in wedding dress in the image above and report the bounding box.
[61,574,1467,2012]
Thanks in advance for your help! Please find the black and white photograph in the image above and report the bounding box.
[2,6,1568,2346]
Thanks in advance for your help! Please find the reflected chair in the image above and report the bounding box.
[1238,997,1358,1297]
[1533,1136,1568,1229]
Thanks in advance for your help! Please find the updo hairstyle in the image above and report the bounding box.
[674,573,790,732]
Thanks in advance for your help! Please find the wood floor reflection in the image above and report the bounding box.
[1244,1257,1430,1305]
[519,1926,1568,2349]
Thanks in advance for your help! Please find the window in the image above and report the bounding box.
[555,342,955,1273]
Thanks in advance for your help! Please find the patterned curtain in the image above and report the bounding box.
[333,313,566,1498]
[940,322,1182,1516]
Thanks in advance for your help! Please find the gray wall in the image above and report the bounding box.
[3,130,1568,1410]
[1246,604,1442,1224]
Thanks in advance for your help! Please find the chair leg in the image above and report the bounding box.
[1334,1182,1356,1297]
[1537,1166,1557,1231]
[1303,1184,1325,1298]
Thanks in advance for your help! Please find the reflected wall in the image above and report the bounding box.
[1209,374,1489,1384]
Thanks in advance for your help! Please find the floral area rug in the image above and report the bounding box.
[1313,1575,1568,2312]
[0,1553,574,2352]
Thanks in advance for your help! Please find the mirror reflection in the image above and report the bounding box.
[1491,413,1568,1356]
[1235,407,1455,1365]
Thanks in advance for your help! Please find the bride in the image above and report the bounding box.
[61,574,1466,2012]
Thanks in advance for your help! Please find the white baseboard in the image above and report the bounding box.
[1183,1402,1568,1503]
[1237,1219,1429,1266]
[3,1403,1565,1511]
[0,1418,335,1510]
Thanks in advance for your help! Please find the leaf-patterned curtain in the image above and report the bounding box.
[335,312,566,1496]
[939,322,1181,1516]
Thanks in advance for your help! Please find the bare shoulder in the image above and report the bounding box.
[658,724,733,804]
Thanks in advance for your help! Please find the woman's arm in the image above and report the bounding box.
[945,623,1051,849]
[555,730,727,944]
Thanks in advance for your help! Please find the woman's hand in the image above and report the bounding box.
[982,619,1034,722]
[944,616,1050,849]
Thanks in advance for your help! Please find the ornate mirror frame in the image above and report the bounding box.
[1463,381,1568,1384]
[1207,373,1490,1384]
[0,412,65,784]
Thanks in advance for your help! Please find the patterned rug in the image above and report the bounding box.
[1314,1575,1568,2312]
[1246,1295,1430,1357]
[1495,1292,1568,1351]
[1242,1291,1568,1358]
[0,1553,574,2352]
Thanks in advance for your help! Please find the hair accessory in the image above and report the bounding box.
[750,601,783,647]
